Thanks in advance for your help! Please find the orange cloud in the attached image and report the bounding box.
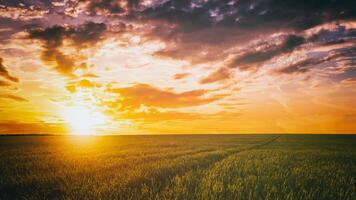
[120,110,201,122]
[0,121,65,134]
[0,58,19,82]
[200,67,231,84]
[107,83,220,111]
[0,94,28,102]
[65,79,100,93]
[0,80,11,87]
[173,73,190,80]
[78,79,97,88]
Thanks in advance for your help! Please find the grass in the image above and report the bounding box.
[0,135,355,199]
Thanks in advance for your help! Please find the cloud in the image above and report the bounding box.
[66,85,76,93]
[173,72,190,80]
[45,0,351,65]
[28,22,107,76]
[29,21,107,48]
[200,67,232,84]
[198,35,306,83]
[65,79,100,93]
[340,77,356,86]
[0,80,11,87]
[0,94,28,102]
[81,0,142,16]
[332,66,356,83]
[0,57,19,82]
[274,46,355,76]
[82,73,99,78]
[67,22,107,47]
[308,24,356,45]
[129,0,356,63]
[227,35,305,70]
[119,110,201,122]
[78,79,96,88]
[139,0,355,31]
[107,83,220,111]
[199,24,356,83]
[275,59,312,74]
[86,0,125,15]
[28,26,75,76]
[0,121,65,134]
[148,23,255,64]
[0,4,48,21]
[15,1,356,70]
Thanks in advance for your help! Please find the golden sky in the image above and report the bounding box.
[0,0,355,134]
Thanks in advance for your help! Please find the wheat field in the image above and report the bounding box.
[0,135,355,199]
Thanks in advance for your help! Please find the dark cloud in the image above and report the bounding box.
[67,22,107,47]
[28,22,107,76]
[38,0,346,65]
[140,0,356,31]
[0,18,28,42]
[333,67,356,82]
[29,25,76,75]
[29,25,65,48]
[227,35,305,70]
[276,46,356,75]
[151,25,249,64]
[309,25,356,44]
[337,47,356,64]
[2,0,355,86]
[201,24,356,83]
[132,0,355,65]
[0,57,19,82]
[340,77,356,85]
[275,59,313,74]
[9,0,354,68]
[198,34,306,84]
[29,21,107,47]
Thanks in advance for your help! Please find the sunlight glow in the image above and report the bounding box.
[62,105,109,135]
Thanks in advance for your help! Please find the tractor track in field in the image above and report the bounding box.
[198,135,280,166]
[151,135,281,198]
[242,135,280,151]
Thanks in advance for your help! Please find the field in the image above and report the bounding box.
[0,135,355,200]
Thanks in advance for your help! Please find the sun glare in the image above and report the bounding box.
[62,105,109,135]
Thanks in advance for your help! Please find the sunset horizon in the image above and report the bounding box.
[0,0,355,135]
[1,1,356,199]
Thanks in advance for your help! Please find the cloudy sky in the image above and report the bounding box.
[0,0,355,134]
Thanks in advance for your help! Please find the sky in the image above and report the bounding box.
[0,0,355,134]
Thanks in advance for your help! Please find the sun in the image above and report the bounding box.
[62,105,109,135]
